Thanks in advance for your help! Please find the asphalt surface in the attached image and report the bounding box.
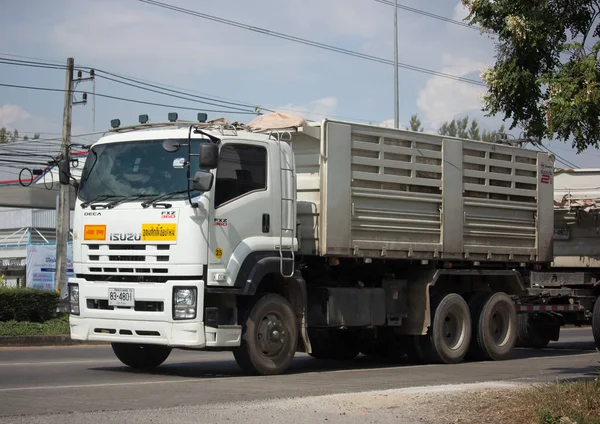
[0,327,597,422]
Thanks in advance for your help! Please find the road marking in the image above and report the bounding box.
[0,359,119,367]
[0,377,228,393]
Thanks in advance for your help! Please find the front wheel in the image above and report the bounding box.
[111,343,171,369]
[469,292,517,361]
[233,293,298,375]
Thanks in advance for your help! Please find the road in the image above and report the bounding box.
[0,327,597,423]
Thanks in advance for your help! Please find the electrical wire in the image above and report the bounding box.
[0,82,257,114]
[91,71,256,113]
[539,144,579,169]
[135,0,486,86]
[372,0,477,30]
[0,55,383,123]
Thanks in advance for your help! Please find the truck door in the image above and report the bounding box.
[207,142,273,287]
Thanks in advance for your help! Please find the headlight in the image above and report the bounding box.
[69,283,80,315]
[173,287,197,320]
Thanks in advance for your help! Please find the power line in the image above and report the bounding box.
[532,143,579,169]
[135,0,486,86]
[92,71,256,113]
[0,55,383,123]
[539,144,579,169]
[0,82,257,114]
[0,57,260,112]
[372,0,476,30]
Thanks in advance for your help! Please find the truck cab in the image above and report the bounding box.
[67,118,299,374]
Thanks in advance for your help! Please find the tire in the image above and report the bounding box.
[233,293,298,375]
[111,343,171,369]
[417,293,472,364]
[516,314,551,349]
[592,297,600,350]
[469,292,517,361]
[308,329,359,360]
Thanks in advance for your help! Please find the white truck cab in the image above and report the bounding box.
[66,117,298,374]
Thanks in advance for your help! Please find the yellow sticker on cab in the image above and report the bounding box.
[141,223,177,241]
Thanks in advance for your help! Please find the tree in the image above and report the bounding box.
[438,116,506,142]
[462,0,600,152]
[407,114,424,132]
[0,127,40,143]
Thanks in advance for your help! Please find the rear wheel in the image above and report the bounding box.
[592,297,600,350]
[469,292,517,361]
[233,293,298,375]
[111,343,171,369]
[416,293,472,364]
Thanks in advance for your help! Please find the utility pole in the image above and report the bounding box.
[393,0,399,129]
[56,57,74,299]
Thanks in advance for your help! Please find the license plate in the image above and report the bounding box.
[141,223,177,241]
[108,288,135,307]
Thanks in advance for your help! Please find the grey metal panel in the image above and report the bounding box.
[441,138,463,255]
[0,209,32,229]
[536,152,554,262]
[322,122,352,253]
[292,119,547,263]
[0,185,77,210]
[32,210,58,228]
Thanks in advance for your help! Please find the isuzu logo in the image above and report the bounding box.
[109,232,141,241]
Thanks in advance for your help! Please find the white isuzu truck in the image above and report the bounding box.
[61,112,559,375]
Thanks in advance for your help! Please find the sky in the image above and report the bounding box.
[0,0,599,176]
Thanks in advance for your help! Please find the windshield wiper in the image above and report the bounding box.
[141,190,189,209]
[81,194,121,209]
[105,193,158,209]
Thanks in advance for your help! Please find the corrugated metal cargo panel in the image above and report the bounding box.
[292,120,554,263]
[0,209,32,229]
[552,169,600,267]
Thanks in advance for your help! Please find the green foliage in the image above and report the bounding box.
[0,127,40,143]
[0,314,69,336]
[407,114,424,132]
[438,115,506,142]
[0,287,59,322]
[463,0,600,152]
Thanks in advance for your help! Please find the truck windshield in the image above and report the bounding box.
[78,139,206,203]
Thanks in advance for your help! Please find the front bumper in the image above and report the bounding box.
[68,277,241,348]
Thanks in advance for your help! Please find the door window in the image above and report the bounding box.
[215,144,267,207]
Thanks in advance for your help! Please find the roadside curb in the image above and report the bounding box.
[0,335,108,347]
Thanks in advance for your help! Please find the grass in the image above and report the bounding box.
[532,379,600,424]
[0,313,69,337]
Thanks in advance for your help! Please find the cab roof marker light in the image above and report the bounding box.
[168,112,178,122]
[197,113,208,123]
[139,114,149,124]
[110,119,121,129]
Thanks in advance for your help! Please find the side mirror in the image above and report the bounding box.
[192,171,214,192]
[59,160,70,185]
[199,143,219,169]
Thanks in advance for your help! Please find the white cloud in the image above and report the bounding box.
[417,55,487,128]
[276,97,339,120]
[0,105,30,128]
[379,119,396,128]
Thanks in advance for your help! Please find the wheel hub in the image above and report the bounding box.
[257,313,286,357]
[491,306,510,346]
[442,311,465,350]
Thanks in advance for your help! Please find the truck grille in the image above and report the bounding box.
[84,244,171,277]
